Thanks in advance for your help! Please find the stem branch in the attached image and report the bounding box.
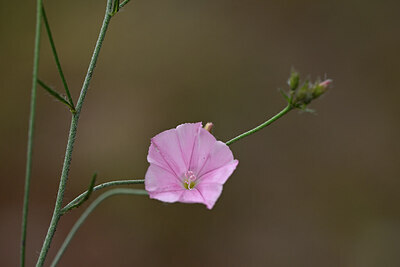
[61,179,145,214]
[119,0,131,9]
[51,189,148,267]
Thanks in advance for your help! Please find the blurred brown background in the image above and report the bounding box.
[1,0,400,266]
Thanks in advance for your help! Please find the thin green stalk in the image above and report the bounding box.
[20,0,42,266]
[51,188,148,267]
[61,179,145,214]
[37,79,73,109]
[225,104,292,146]
[36,1,115,265]
[41,5,75,111]
[119,0,131,9]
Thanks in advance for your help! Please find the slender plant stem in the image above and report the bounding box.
[20,0,43,266]
[36,1,115,265]
[51,188,148,267]
[61,179,145,214]
[119,0,131,9]
[225,104,292,146]
[41,5,75,110]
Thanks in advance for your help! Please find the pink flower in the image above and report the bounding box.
[145,122,239,209]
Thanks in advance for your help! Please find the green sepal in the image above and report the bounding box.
[278,88,290,103]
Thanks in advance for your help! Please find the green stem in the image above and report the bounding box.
[42,5,75,111]
[225,104,292,146]
[61,179,145,214]
[119,0,131,9]
[20,0,42,266]
[51,188,148,267]
[36,1,115,266]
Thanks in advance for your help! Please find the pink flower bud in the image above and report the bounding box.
[204,122,213,132]
[319,79,333,89]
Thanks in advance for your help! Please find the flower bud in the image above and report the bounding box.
[288,71,300,91]
[295,81,311,104]
[283,70,331,110]
[204,122,213,132]
[312,79,332,98]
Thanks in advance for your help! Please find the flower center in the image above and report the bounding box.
[183,170,197,190]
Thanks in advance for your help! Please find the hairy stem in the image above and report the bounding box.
[20,0,42,266]
[61,179,145,214]
[51,188,148,267]
[225,104,292,146]
[36,1,115,265]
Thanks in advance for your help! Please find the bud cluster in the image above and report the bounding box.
[285,71,332,110]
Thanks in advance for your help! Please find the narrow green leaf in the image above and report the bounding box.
[61,173,97,214]
[37,79,73,109]
[42,5,75,111]
[82,173,97,203]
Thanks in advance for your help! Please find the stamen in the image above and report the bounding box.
[183,170,197,190]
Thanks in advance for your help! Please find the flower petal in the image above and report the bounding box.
[198,159,238,184]
[145,164,185,203]
[189,128,217,174]
[196,183,223,209]
[145,164,182,193]
[197,141,235,178]
[150,128,187,177]
[179,189,204,203]
[148,190,185,203]
[176,122,202,168]
[147,143,174,176]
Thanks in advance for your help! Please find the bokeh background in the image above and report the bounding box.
[1,0,400,266]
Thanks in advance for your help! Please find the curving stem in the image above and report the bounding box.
[51,189,148,267]
[61,179,145,214]
[225,104,292,146]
